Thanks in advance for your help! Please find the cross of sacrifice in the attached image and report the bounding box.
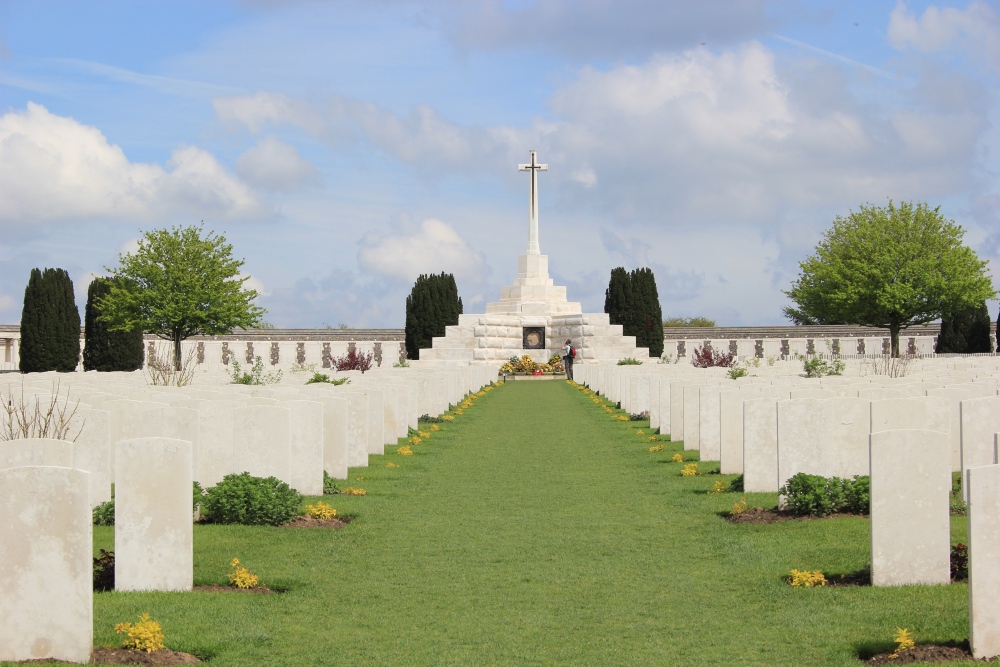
[518,149,548,255]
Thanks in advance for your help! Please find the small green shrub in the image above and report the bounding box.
[727,366,749,379]
[779,473,869,516]
[201,472,302,526]
[730,474,744,493]
[802,357,845,378]
[323,471,341,495]
[93,549,115,592]
[305,373,350,385]
[193,481,203,514]
[93,498,115,526]
[231,356,283,385]
[617,357,643,366]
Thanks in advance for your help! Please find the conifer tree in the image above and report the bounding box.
[83,278,145,371]
[19,268,81,372]
[629,267,664,358]
[405,273,463,360]
[604,267,631,329]
[937,302,993,354]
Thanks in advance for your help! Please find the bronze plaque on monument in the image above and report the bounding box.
[522,327,545,350]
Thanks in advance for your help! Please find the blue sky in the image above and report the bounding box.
[1,0,997,327]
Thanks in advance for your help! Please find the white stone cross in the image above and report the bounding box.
[518,149,547,255]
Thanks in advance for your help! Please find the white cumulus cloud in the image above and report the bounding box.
[358,219,489,285]
[236,137,319,191]
[0,103,269,225]
[888,1,1000,70]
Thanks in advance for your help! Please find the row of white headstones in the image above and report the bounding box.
[576,358,1000,660]
[0,365,495,664]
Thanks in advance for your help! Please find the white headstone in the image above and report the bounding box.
[279,400,324,495]
[870,429,951,586]
[0,466,92,663]
[968,463,1000,659]
[115,437,193,592]
[233,405,292,484]
[961,397,1000,501]
[743,398,780,492]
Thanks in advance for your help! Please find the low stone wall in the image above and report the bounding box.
[0,322,994,372]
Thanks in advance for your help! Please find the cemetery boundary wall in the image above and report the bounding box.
[0,323,994,372]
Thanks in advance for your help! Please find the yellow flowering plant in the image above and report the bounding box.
[671,453,684,463]
[647,436,659,442]
[397,445,413,455]
[115,613,165,653]
[387,461,400,468]
[731,496,748,515]
[418,430,430,438]
[430,424,440,431]
[787,569,827,587]
[305,501,337,519]
[649,444,665,452]
[708,481,727,494]
[681,463,699,476]
[343,487,366,496]
[442,415,455,421]
[409,436,422,445]
[892,627,915,655]
[228,558,260,589]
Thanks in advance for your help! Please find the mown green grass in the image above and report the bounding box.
[9,380,983,666]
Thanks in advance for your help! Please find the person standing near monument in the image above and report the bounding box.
[562,339,575,381]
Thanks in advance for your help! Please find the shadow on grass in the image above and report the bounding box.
[854,640,898,661]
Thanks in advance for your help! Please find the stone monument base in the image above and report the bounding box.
[416,312,653,366]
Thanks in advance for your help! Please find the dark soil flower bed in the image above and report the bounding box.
[20,648,203,665]
[281,514,353,529]
[865,641,980,664]
[826,569,871,587]
[193,583,276,594]
[725,507,868,524]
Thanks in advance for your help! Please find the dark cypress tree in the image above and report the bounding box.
[937,302,992,354]
[52,269,81,372]
[83,278,145,371]
[629,267,664,358]
[604,267,631,330]
[405,273,462,361]
[966,302,993,353]
[19,268,48,373]
[19,268,80,372]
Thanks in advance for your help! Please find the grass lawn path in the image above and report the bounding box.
[73,380,974,666]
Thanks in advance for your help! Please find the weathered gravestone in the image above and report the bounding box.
[233,405,292,484]
[279,400,324,495]
[776,398,870,490]
[0,437,73,469]
[0,466,92,663]
[870,429,950,586]
[743,398,780,492]
[968,463,1000,660]
[115,437,193,592]
[961,397,1000,501]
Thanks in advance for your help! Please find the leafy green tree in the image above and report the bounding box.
[937,302,993,354]
[19,268,81,373]
[405,273,463,360]
[628,268,664,357]
[784,201,996,356]
[98,225,264,370]
[83,278,144,371]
